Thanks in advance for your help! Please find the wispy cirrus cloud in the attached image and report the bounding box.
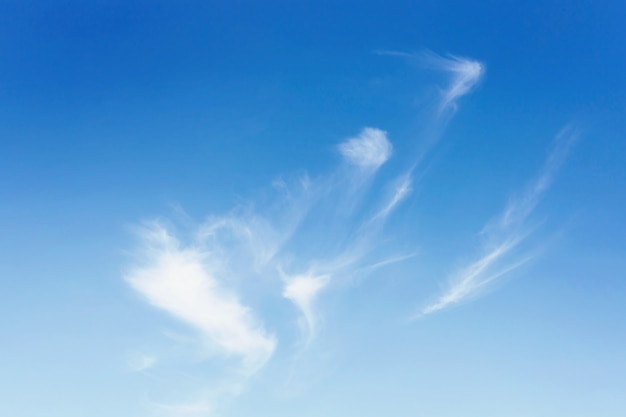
[422,52,484,113]
[124,50,538,416]
[375,50,484,113]
[281,272,330,344]
[416,126,579,318]
[370,172,413,223]
[367,50,484,227]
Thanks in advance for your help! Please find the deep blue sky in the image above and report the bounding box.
[1,1,625,417]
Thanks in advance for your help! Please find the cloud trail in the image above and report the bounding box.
[416,127,579,318]
[375,50,484,113]
[370,172,413,223]
[423,52,484,113]
[281,272,330,344]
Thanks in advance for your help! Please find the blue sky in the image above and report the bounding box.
[1,1,626,416]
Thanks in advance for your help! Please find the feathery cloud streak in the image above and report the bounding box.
[375,50,484,114]
[425,52,484,113]
[282,272,330,344]
[417,127,579,317]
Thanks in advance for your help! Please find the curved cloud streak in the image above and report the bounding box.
[425,52,484,113]
[375,50,484,113]
[282,273,330,344]
[416,127,579,317]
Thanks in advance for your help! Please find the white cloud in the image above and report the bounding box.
[125,222,276,371]
[499,126,578,229]
[375,50,483,113]
[282,273,330,343]
[370,173,413,222]
[338,127,392,170]
[361,252,419,271]
[417,51,484,113]
[417,239,527,317]
[416,127,578,318]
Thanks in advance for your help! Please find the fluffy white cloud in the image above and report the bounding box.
[125,222,276,370]
[338,127,392,170]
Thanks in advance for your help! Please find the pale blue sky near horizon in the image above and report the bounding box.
[1,1,625,416]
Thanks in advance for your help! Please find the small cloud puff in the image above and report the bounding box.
[338,127,392,170]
